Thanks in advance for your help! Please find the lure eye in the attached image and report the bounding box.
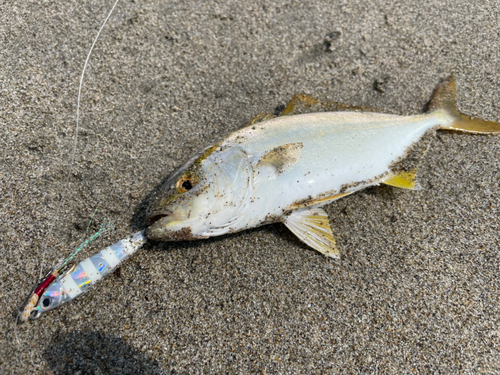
[176,173,198,193]
[41,296,52,309]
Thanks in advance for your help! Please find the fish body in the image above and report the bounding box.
[146,76,500,257]
[149,111,441,234]
[219,110,446,219]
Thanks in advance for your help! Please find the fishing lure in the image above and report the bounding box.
[19,232,146,322]
[19,75,500,321]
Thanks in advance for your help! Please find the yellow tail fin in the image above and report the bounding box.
[429,75,500,134]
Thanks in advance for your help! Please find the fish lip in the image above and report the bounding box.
[146,209,173,225]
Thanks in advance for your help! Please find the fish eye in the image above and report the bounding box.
[176,173,198,193]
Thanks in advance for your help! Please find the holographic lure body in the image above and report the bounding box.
[20,231,146,321]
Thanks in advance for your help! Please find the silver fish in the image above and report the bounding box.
[20,76,500,321]
[146,75,500,258]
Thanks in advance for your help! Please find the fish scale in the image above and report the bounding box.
[224,111,446,220]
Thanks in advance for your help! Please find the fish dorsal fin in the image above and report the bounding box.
[284,207,339,258]
[256,142,303,175]
[281,94,319,115]
[243,112,275,128]
[280,93,383,116]
[383,169,418,190]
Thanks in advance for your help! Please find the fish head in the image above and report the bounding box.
[146,144,254,241]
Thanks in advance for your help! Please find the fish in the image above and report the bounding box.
[145,75,500,259]
[20,75,500,321]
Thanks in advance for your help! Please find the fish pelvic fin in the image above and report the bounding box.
[383,169,419,190]
[429,75,500,134]
[284,207,340,259]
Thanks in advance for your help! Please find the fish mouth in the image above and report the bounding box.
[146,209,202,241]
[146,210,173,225]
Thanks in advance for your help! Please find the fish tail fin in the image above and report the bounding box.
[428,74,500,134]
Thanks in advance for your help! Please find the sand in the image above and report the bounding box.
[1,0,499,373]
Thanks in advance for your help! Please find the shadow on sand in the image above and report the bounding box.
[43,330,163,375]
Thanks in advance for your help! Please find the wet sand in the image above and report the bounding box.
[1,0,499,373]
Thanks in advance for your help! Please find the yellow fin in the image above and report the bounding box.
[429,75,500,134]
[383,170,418,190]
[284,207,339,259]
[280,93,383,116]
[281,94,319,116]
[289,191,352,210]
[243,112,275,127]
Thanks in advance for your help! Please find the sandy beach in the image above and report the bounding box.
[1,0,499,373]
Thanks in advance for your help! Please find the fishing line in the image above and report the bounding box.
[38,0,122,279]
[52,207,114,274]
[16,0,122,347]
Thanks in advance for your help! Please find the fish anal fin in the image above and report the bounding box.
[280,93,383,116]
[244,112,275,128]
[383,170,418,190]
[428,75,500,134]
[284,207,339,258]
[256,142,303,175]
[289,191,353,210]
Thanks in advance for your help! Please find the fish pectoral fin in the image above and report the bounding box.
[243,112,275,128]
[256,142,303,175]
[284,207,340,259]
[383,169,418,190]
